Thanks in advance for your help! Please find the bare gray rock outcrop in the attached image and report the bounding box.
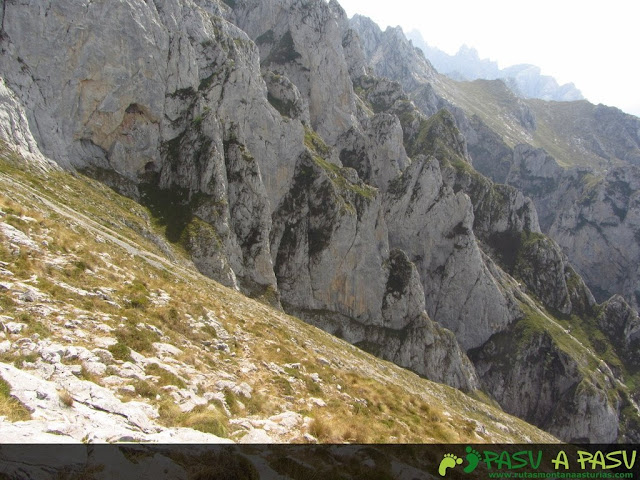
[504,145,640,312]
[471,322,620,443]
[0,362,232,443]
[548,165,640,310]
[350,15,437,93]
[269,149,478,389]
[229,0,359,143]
[598,295,640,367]
[0,0,479,392]
[384,153,520,350]
[348,15,634,442]
[0,78,57,171]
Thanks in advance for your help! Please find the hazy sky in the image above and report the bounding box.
[337,0,640,117]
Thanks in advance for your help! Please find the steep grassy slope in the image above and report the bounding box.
[435,77,537,151]
[436,76,640,171]
[527,99,640,168]
[0,141,557,443]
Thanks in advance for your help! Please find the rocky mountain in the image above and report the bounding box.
[0,140,558,448]
[351,15,640,302]
[406,29,584,102]
[0,0,639,445]
[502,145,640,310]
[409,55,640,316]
[350,10,640,440]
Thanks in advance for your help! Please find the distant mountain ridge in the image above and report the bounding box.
[406,29,584,102]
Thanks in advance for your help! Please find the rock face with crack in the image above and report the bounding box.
[0,362,231,443]
[471,321,620,443]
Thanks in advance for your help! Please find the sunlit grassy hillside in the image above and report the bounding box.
[0,141,557,443]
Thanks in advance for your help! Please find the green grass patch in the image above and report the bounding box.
[0,376,31,421]
[199,325,218,340]
[14,312,51,338]
[158,401,229,438]
[516,303,608,381]
[114,322,158,355]
[12,352,38,368]
[108,342,132,362]
[273,375,294,396]
[77,365,102,385]
[123,280,150,310]
[242,391,267,416]
[133,379,160,399]
[310,155,377,200]
[145,363,186,389]
[223,388,242,415]
[303,127,331,157]
[305,377,323,397]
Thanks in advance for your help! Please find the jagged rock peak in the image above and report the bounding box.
[349,14,437,92]
[406,30,584,102]
[228,0,360,142]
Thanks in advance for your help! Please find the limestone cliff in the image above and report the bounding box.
[1,0,638,441]
[503,144,640,312]
[471,312,620,442]
[0,0,479,391]
[349,13,637,441]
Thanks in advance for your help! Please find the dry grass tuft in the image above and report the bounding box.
[309,415,333,442]
[58,389,74,408]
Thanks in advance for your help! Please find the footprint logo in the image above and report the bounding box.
[438,453,463,476]
[464,446,481,474]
